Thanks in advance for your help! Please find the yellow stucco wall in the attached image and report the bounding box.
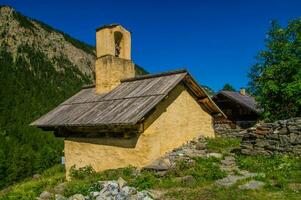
[95,55,135,94]
[64,83,215,177]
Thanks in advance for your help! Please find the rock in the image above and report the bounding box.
[144,158,171,171]
[279,135,290,146]
[255,127,271,135]
[32,174,41,179]
[255,139,267,147]
[207,153,223,159]
[55,194,67,200]
[145,190,165,199]
[195,143,206,150]
[117,177,127,188]
[175,175,196,185]
[68,194,85,200]
[38,191,53,200]
[90,191,100,198]
[288,125,301,132]
[215,175,244,187]
[290,133,301,144]
[239,180,265,190]
[53,182,68,194]
[292,145,301,155]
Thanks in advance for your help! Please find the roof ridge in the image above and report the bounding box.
[121,69,188,82]
[220,90,253,97]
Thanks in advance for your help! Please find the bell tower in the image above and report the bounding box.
[95,24,136,94]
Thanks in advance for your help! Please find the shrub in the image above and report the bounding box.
[69,165,96,180]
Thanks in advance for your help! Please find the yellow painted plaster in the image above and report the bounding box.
[64,83,215,178]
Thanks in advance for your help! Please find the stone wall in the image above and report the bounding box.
[214,123,247,139]
[241,118,301,156]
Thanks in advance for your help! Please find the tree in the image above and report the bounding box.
[248,18,301,121]
[222,83,236,91]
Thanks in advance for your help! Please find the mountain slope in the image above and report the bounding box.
[0,6,97,189]
[0,6,95,78]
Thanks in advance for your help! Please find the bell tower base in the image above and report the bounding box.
[95,55,136,94]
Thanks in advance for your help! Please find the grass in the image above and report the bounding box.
[236,154,301,190]
[1,137,301,200]
[0,165,65,200]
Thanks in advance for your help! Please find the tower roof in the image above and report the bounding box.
[96,24,129,32]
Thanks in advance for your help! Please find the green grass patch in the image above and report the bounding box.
[0,165,65,200]
[236,154,301,190]
[206,137,240,154]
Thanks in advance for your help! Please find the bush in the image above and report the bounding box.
[69,165,96,180]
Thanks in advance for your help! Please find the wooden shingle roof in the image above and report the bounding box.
[217,91,259,113]
[31,70,225,129]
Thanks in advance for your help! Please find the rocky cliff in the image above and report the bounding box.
[0,6,95,79]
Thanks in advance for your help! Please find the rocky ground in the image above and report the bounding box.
[38,177,154,200]
[143,136,265,191]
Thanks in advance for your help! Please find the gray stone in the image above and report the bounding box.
[53,182,68,194]
[195,143,206,150]
[55,194,67,200]
[266,132,279,139]
[32,174,41,179]
[255,139,267,147]
[288,125,301,132]
[292,145,301,155]
[241,148,253,155]
[117,177,127,188]
[38,191,53,200]
[239,180,265,190]
[215,175,245,187]
[279,135,290,146]
[90,192,100,197]
[144,158,171,171]
[206,153,223,159]
[277,127,289,135]
[68,194,85,200]
[290,133,301,144]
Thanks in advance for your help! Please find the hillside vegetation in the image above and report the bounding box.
[0,5,94,189]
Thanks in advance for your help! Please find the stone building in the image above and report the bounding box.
[31,24,225,176]
[213,89,260,129]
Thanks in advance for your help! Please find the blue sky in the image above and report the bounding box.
[2,0,300,91]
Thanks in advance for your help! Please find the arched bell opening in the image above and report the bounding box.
[114,31,123,57]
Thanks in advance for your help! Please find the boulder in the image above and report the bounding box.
[206,153,223,159]
[38,191,53,200]
[68,194,85,200]
[117,177,127,188]
[144,158,171,171]
[55,194,67,200]
[53,182,68,194]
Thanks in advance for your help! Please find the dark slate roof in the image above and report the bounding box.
[218,91,259,113]
[31,70,225,128]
